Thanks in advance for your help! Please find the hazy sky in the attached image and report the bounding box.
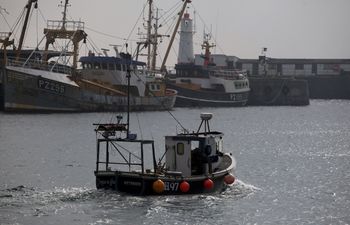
[1,0,350,67]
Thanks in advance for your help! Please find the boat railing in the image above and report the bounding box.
[95,138,157,174]
[209,69,247,80]
[6,57,73,75]
[46,20,85,31]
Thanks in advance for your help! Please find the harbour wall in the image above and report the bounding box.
[248,77,310,106]
[295,75,350,99]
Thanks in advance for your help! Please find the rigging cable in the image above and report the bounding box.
[127,66,187,132]
[190,3,225,55]
[37,8,47,23]
[19,5,35,51]
[9,7,25,45]
[86,36,100,55]
[0,7,11,30]
[85,26,137,42]
[22,32,46,66]
[121,2,148,52]
[159,1,182,28]
[36,4,38,47]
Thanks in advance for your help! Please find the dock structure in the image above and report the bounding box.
[247,77,309,106]
[195,54,350,104]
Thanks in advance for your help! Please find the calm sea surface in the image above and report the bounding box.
[0,100,350,225]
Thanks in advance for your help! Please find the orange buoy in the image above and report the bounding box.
[152,179,165,194]
[203,178,214,190]
[224,174,235,185]
[179,181,190,193]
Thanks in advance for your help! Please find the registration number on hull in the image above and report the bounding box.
[165,182,179,192]
[38,79,65,94]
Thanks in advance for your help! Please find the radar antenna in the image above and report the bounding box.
[196,113,213,134]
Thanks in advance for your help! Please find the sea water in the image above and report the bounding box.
[0,100,349,225]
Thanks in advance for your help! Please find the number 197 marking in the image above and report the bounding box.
[164,182,179,192]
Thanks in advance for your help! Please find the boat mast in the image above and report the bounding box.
[150,9,159,71]
[147,0,153,70]
[202,32,215,66]
[42,0,87,73]
[0,32,14,66]
[16,0,38,60]
[61,0,69,29]
[125,44,131,137]
[160,0,191,73]
[127,64,131,137]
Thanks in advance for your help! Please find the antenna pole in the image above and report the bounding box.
[147,0,153,70]
[126,44,131,138]
[127,68,130,137]
[151,8,159,71]
[61,0,69,29]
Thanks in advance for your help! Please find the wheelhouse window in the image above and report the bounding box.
[323,64,338,70]
[94,63,100,69]
[116,63,121,71]
[295,64,304,70]
[191,140,200,151]
[149,84,161,91]
[268,64,277,70]
[177,143,184,155]
[109,64,115,70]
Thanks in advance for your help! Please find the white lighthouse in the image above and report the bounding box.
[177,12,194,64]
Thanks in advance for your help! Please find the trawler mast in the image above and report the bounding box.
[16,0,38,61]
[136,0,190,72]
[136,0,168,71]
[42,0,87,71]
[60,0,70,30]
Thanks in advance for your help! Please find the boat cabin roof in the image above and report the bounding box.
[167,131,223,141]
[80,55,146,66]
[0,49,66,60]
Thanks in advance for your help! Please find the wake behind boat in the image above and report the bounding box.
[94,112,236,195]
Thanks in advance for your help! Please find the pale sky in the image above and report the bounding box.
[1,0,350,68]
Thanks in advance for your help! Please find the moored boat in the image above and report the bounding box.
[1,0,177,113]
[93,112,236,195]
[78,51,176,111]
[167,12,250,107]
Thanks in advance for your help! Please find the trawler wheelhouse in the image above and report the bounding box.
[165,131,225,177]
[80,54,147,72]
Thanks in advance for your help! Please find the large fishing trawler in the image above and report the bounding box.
[1,0,176,112]
[167,12,250,107]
